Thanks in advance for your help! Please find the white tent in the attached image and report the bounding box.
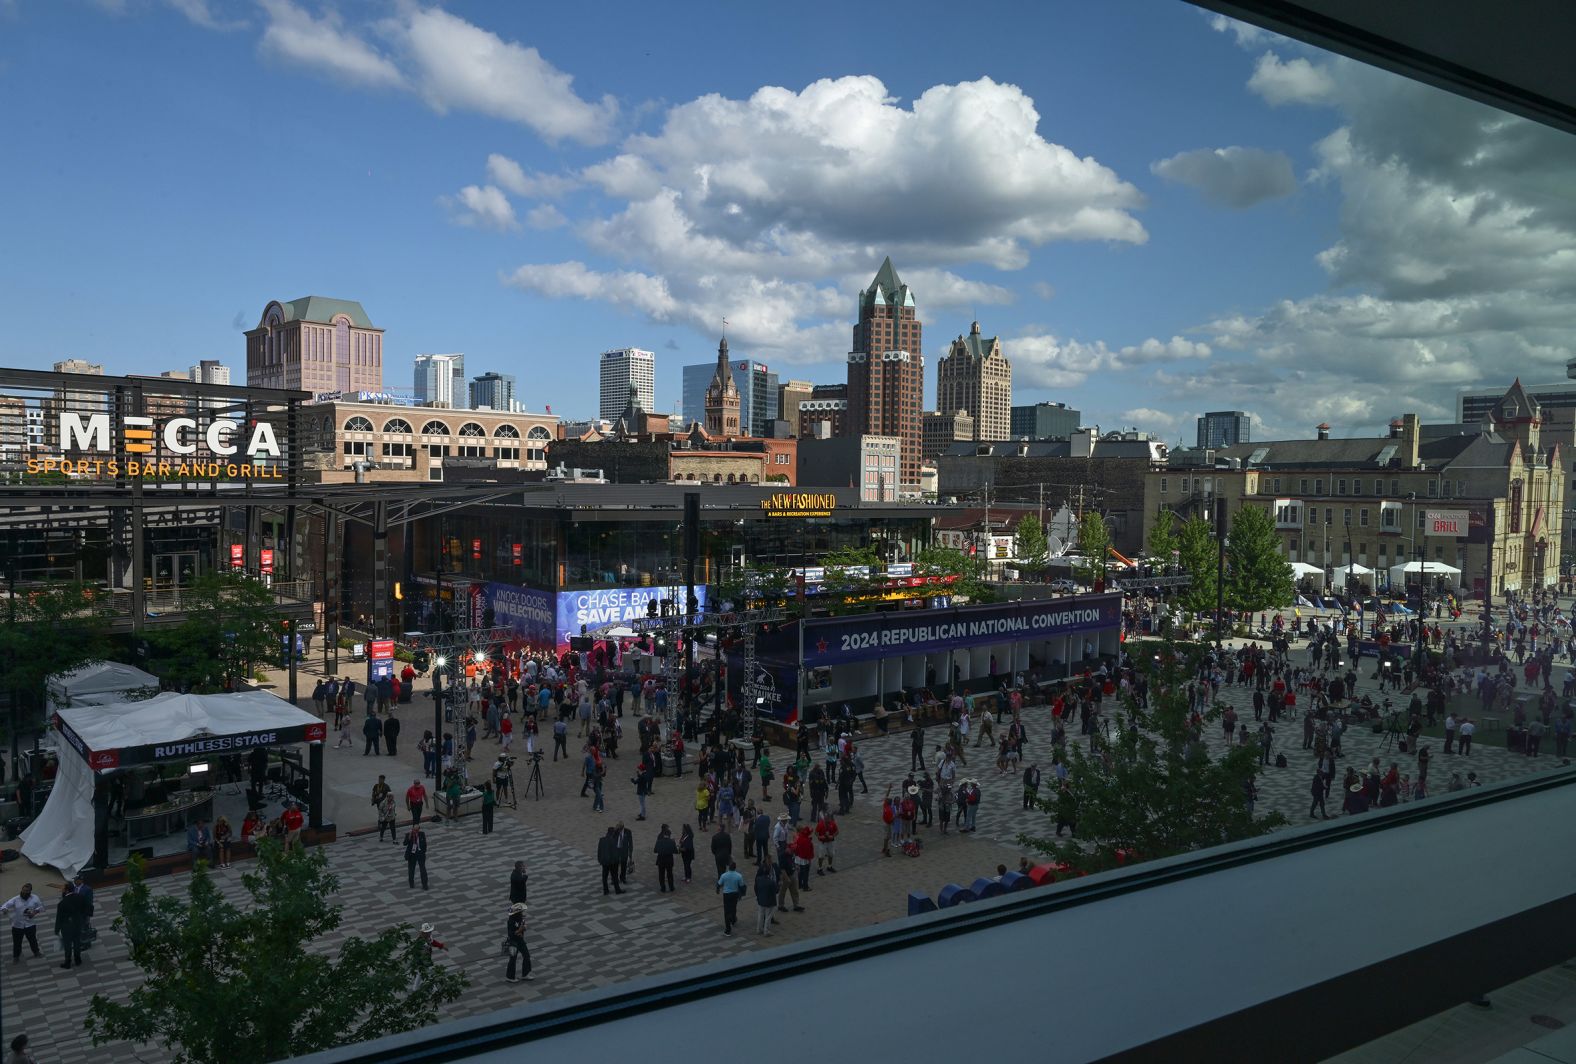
[1389,561,1462,587]
[1332,563,1373,590]
[21,690,324,877]
[46,661,160,709]
[1289,562,1325,581]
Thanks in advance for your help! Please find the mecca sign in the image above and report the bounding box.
[1425,509,1469,537]
[27,412,286,481]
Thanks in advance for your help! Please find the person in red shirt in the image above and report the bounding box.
[281,801,305,849]
[406,779,428,825]
[790,825,815,892]
[814,811,838,875]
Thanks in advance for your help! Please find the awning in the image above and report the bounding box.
[54,689,326,772]
[46,661,160,709]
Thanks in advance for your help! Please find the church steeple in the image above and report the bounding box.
[704,336,741,437]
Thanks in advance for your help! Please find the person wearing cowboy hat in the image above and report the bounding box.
[417,923,446,959]
[505,902,533,982]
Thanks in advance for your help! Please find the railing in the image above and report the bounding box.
[101,577,315,619]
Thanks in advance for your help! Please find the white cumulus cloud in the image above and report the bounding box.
[443,184,517,230]
[257,0,403,89]
[1248,52,1337,106]
[525,203,567,230]
[1151,146,1296,207]
[485,153,578,199]
[508,75,1144,358]
[399,7,617,145]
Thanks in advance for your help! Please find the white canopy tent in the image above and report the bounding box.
[21,690,325,877]
[1389,561,1462,588]
[1289,562,1326,582]
[1332,563,1374,590]
[46,661,160,709]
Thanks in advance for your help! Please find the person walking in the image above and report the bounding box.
[378,792,399,842]
[634,761,653,821]
[362,712,383,756]
[383,713,402,757]
[753,859,779,936]
[552,718,569,761]
[711,822,734,882]
[597,827,624,895]
[718,861,745,937]
[404,824,429,890]
[1459,717,1476,756]
[679,824,697,883]
[406,778,427,825]
[2,885,44,963]
[53,883,88,970]
[653,824,678,892]
[911,725,927,772]
[510,860,529,905]
[616,821,635,884]
[505,903,533,983]
[1022,763,1041,811]
[1308,771,1329,819]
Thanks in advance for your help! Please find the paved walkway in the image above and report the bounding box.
[9,612,1574,1062]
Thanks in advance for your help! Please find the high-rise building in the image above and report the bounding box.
[414,353,465,408]
[1010,401,1082,440]
[778,380,813,436]
[704,338,742,437]
[189,360,231,385]
[922,410,975,460]
[50,360,107,444]
[936,321,1011,442]
[600,348,655,421]
[846,257,924,486]
[682,357,777,434]
[245,297,383,393]
[469,372,517,411]
[1196,410,1251,449]
[800,383,849,439]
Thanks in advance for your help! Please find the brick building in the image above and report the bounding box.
[846,258,923,489]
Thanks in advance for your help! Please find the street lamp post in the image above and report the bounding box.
[1212,490,1226,645]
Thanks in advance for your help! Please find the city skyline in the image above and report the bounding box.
[3,4,1574,437]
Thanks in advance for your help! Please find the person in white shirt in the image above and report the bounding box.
[1,884,45,962]
[1458,718,1477,756]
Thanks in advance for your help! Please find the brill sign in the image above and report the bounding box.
[26,412,285,480]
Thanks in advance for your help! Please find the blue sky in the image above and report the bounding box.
[4,1,1574,439]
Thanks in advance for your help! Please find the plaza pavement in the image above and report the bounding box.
[7,617,1575,1063]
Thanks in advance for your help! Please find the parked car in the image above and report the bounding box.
[1048,578,1080,594]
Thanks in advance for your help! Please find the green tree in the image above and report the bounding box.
[1176,515,1220,617]
[1226,504,1296,613]
[145,572,282,692]
[818,545,887,615]
[1147,510,1178,569]
[1014,513,1049,571]
[0,580,111,749]
[87,840,468,1064]
[913,542,995,604]
[1074,511,1111,585]
[1019,639,1284,873]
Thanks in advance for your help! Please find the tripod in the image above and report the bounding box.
[524,753,545,800]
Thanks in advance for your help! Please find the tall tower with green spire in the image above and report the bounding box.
[847,257,924,490]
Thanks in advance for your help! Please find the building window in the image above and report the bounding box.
[1337,479,1347,495]
[493,424,520,440]
[1442,480,1452,498]
[1427,480,1438,497]
[1360,508,1369,526]
[1159,478,1168,494]
[1457,480,1466,497]
[1299,478,1308,495]
[342,441,368,457]
[1343,508,1352,526]
[382,442,412,458]
[344,416,374,433]
[1510,480,1523,533]
[420,420,450,437]
[1374,479,1383,495]
[1391,479,1399,496]
[1272,477,1281,493]
[383,418,413,435]
[1181,478,1190,494]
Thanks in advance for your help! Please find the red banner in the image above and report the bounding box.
[512,543,523,565]
[369,639,395,661]
[260,548,274,573]
[229,543,244,567]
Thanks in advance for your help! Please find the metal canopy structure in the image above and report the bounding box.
[1191,0,1576,136]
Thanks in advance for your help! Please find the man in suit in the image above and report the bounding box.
[615,821,634,885]
[404,824,429,890]
[597,827,624,895]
